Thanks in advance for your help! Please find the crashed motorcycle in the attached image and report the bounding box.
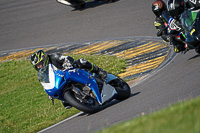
[181,9,200,54]
[38,64,130,114]
[57,0,113,9]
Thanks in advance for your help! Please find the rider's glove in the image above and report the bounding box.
[168,17,182,31]
[63,58,73,69]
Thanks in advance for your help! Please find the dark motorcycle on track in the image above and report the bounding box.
[181,9,200,54]
[57,0,113,9]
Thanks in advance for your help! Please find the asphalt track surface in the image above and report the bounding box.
[1,0,200,133]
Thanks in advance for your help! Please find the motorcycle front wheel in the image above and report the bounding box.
[63,89,100,114]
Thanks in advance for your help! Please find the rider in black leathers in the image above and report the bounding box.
[167,0,200,52]
[152,0,200,53]
[152,0,186,53]
[187,0,200,9]
[152,0,170,42]
[31,50,107,109]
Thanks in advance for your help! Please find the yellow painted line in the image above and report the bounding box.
[11,48,41,60]
[123,44,166,59]
[119,56,165,77]
[118,55,166,78]
[0,40,169,80]
[115,42,154,56]
[0,47,56,62]
[70,41,112,54]
[126,55,166,71]
[69,40,127,54]
[86,41,121,54]
[119,62,161,78]
[116,42,167,59]
[0,49,40,62]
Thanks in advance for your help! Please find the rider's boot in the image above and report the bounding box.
[91,64,107,93]
[62,101,72,109]
[91,64,107,81]
[171,38,186,53]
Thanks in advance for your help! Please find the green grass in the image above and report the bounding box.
[2,53,199,133]
[97,96,200,133]
[0,54,126,133]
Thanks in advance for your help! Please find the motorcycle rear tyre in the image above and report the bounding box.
[111,78,131,100]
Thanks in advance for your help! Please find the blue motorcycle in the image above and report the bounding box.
[38,64,130,114]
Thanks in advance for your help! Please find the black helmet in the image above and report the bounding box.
[167,0,185,19]
[30,50,49,71]
[152,0,167,18]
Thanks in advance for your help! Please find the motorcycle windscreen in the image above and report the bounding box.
[181,10,197,31]
[38,66,50,83]
[161,10,171,23]
[38,65,57,93]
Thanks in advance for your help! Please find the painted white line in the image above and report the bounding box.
[37,112,83,133]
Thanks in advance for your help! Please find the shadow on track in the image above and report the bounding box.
[188,54,200,60]
[77,92,140,116]
[72,0,119,11]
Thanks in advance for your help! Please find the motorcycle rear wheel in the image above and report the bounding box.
[109,78,131,100]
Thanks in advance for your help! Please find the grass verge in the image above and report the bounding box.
[0,54,126,133]
[97,96,200,133]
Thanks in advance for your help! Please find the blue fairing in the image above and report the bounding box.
[45,68,102,103]
[44,69,66,98]
[106,73,117,83]
[65,69,102,103]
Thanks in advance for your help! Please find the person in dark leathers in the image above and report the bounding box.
[152,0,170,42]
[152,0,200,53]
[30,50,107,109]
[166,0,188,53]
[167,0,200,53]
[152,0,186,53]
[167,0,200,20]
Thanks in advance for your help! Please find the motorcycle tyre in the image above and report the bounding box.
[195,46,200,54]
[71,2,85,10]
[63,90,101,114]
[110,78,131,100]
